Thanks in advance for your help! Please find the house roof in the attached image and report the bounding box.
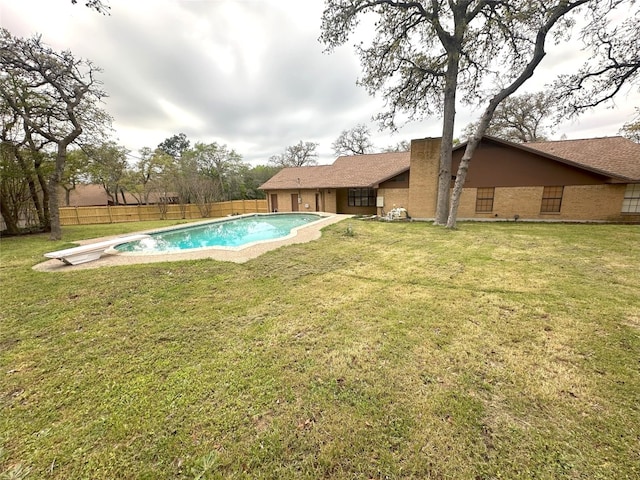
[455,135,640,182]
[58,184,109,206]
[259,151,410,190]
[58,184,176,206]
[524,136,640,181]
[261,136,640,192]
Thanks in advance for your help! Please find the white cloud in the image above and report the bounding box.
[1,0,637,165]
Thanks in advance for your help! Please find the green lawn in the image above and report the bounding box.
[1,220,639,479]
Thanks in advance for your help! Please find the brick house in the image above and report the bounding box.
[260,136,640,223]
[259,151,410,216]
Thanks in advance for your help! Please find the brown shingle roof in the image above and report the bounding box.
[524,136,640,181]
[259,151,410,190]
[58,184,177,206]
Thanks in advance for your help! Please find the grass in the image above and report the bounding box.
[1,219,639,479]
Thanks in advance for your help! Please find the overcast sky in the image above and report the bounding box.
[1,0,638,165]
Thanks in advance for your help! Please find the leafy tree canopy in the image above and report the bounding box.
[158,133,190,159]
[0,28,110,238]
[321,0,639,228]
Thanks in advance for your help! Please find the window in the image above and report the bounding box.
[622,184,640,213]
[387,172,407,183]
[348,188,376,207]
[476,187,495,213]
[541,186,564,213]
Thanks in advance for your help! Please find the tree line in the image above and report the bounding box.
[63,135,281,211]
[0,20,408,239]
[3,0,639,237]
[0,25,296,238]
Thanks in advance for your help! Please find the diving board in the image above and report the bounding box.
[44,234,151,265]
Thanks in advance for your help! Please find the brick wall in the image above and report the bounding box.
[408,138,441,219]
[376,188,410,216]
[268,189,336,213]
[456,184,631,221]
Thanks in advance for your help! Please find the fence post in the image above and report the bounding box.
[107,205,113,223]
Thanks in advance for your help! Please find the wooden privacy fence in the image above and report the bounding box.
[59,199,268,226]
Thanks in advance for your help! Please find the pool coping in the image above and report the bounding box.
[33,213,352,272]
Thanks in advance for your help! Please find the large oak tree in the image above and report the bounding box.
[0,29,110,239]
[321,0,639,228]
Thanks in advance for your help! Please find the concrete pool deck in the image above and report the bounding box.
[34,214,352,272]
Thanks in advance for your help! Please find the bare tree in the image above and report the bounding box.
[555,7,639,116]
[620,109,640,143]
[332,124,375,155]
[461,91,557,143]
[269,141,319,167]
[383,140,411,153]
[0,29,110,239]
[71,0,110,15]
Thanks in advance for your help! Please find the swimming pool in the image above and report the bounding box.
[113,213,325,254]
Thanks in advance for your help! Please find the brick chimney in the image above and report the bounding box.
[408,138,441,220]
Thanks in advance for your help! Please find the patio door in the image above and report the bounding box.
[291,194,299,211]
[270,194,278,212]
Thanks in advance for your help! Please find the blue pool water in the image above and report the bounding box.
[114,213,324,253]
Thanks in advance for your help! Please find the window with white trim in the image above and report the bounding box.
[622,183,640,213]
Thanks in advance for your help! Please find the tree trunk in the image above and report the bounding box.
[31,150,51,230]
[444,1,581,229]
[62,185,75,206]
[0,197,21,234]
[13,148,47,229]
[37,167,50,230]
[48,145,67,240]
[434,55,460,225]
[446,135,482,228]
[47,173,61,239]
